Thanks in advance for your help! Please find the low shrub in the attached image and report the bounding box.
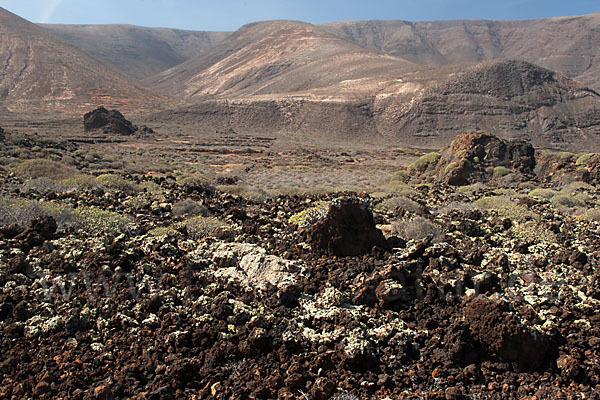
[178,175,215,193]
[172,199,209,217]
[577,208,600,222]
[0,197,76,229]
[511,221,556,243]
[147,226,182,239]
[12,159,78,179]
[565,181,595,192]
[550,194,585,208]
[181,216,231,240]
[96,174,137,192]
[21,178,64,195]
[407,152,440,173]
[217,185,271,203]
[492,166,511,178]
[377,196,422,215]
[74,206,132,236]
[391,216,443,242]
[474,195,535,222]
[58,174,100,191]
[528,188,558,200]
[575,153,599,165]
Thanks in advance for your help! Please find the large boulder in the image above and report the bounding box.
[83,106,137,135]
[437,131,535,185]
[303,198,386,257]
[464,297,550,370]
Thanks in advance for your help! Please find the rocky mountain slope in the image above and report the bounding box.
[322,12,600,91]
[145,20,416,99]
[41,24,229,81]
[0,7,166,115]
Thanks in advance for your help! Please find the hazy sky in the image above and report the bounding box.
[1,0,598,31]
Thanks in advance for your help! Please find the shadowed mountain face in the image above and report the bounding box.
[322,12,600,91]
[41,24,229,81]
[0,7,166,115]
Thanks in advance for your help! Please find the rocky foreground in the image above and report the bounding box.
[0,131,599,399]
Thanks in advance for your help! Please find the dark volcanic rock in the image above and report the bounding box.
[438,131,535,185]
[83,106,138,135]
[0,127,5,141]
[464,297,550,370]
[13,215,57,253]
[305,198,386,256]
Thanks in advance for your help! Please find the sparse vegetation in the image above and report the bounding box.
[12,158,77,179]
[181,216,231,239]
[474,195,535,222]
[172,199,208,217]
[289,201,331,227]
[74,206,132,236]
[406,152,440,173]
[492,166,510,177]
[96,173,137,192]
[391,216,443,242]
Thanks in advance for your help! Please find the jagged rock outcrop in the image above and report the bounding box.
[304,198,386,256]
[436,131,535,185]
[83,107,137,135]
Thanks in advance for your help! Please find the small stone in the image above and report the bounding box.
[210,382,222,397]
[34,381,51,396]
[556,354,580,378]
[94,384,114,400]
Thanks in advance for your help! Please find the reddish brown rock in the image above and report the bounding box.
[305,198,386,256]
[438,131,535,185]
[464,297,550,370]
[83,106,138,135]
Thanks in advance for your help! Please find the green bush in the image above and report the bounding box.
[177,175,214,192]
[550,194,585,208]
[474,195,535,222]
[575,153,599,165]
[96,174,137,192]
[74,206,132,236]
[528,188,558,200]
[58,174,100,191]
[492,166,511,178]
[147,226,182,239]
[407,152,440,173]
[181,216,231,240]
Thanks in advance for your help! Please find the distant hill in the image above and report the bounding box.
[321,12,600,91]
[0,7,166,115]
[144,20,417,99]
[41,24,229,81]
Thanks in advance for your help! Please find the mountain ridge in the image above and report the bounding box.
[0,7,166,115]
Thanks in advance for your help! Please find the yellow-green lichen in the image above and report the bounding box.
[289,201,330,227]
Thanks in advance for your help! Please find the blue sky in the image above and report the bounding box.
[1,0,598,31]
